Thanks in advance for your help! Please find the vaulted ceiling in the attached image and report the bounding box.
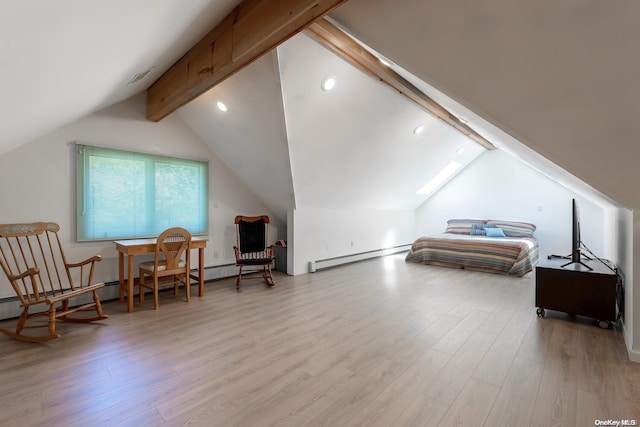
[1,0,637,220]
[177,32,485,219]
[0,0,242,153]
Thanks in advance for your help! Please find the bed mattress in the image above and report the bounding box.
[405,233,539,277]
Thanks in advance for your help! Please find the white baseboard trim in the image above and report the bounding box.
[620,320,639,363]
[0,263,240,321]
[202,263,238,282]
[309,244,411,273]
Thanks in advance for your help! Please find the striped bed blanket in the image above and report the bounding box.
[405,233,539,277]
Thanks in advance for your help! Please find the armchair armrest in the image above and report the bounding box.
[7,267,41,305]
[65,255,102,289]
[66,255,102,269]
[7,267,39,282]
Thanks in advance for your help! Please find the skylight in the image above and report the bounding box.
[416,161,462,195]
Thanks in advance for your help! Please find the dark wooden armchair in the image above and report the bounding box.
[233,215,275,291]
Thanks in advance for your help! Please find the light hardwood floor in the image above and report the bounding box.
[0,254,639,426]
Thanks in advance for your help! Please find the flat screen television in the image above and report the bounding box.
[561,198,592,270]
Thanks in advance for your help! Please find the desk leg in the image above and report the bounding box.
[118,252,124,303]
[127,254,135,313]
[198,248,205,296]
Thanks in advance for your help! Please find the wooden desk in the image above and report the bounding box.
[114,237,207,313]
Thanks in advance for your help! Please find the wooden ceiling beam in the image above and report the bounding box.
[305,19,496,150]
[146,0,350,122]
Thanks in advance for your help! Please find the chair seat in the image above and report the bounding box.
[236,258,272,266]
[139,260,186,272]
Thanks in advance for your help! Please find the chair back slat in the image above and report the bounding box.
[41,226,68,296]
[50,224,75,288]
[23,233,47,301]
[45,223,75,294]
[0,237,32,305]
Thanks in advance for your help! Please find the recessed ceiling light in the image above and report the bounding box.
[413,125,424,135]
[321,76,336,91]
[216,101,228,112]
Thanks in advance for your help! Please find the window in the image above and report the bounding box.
[76,144,208,241]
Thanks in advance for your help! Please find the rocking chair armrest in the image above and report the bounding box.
[66,255,102,269]
[8,267,40,282]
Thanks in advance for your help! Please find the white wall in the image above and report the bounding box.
[415,150,615,261]
[290,207,415,275]
[616,208,635,359]
[0,93,279,301]
[633,209,640,361]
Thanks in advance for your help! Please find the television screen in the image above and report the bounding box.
[562,198,592,271]
[571,198,580,262]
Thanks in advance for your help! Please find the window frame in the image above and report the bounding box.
[75,143,208,242]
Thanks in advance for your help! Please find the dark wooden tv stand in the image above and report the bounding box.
[535,258,622,328]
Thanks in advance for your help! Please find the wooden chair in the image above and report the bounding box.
[0,222,107,342]
[138,227,192,310]
[233,215,275,291]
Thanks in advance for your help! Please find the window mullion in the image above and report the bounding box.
[146,158,156,236]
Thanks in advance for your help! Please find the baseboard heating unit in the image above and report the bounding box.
[0,263,240,321]
[309,244,411,272]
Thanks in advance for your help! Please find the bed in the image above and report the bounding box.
[405,219,539,277]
